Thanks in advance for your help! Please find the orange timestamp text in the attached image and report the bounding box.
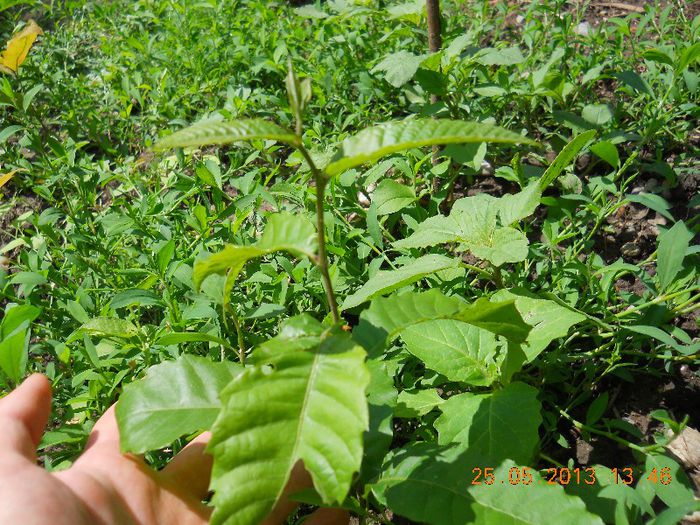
[470,466,674,486]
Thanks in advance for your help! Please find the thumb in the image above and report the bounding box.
[0,374,52,458]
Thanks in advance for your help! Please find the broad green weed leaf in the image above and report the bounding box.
[467,226,528,267]
[0,303,41,337]
[154,118,300,151]
[395,389,444,418]
[396,192,532,266]
[373,444,604,525]
[73,317,138,341]
[208,333,369,525]
[590,141,620,167]
[498,182,541,225]
[193,212,316,291]
[372,179,415,215]
[435,382,541,463]
[326,119,535,176]
[492,289,585,361]
[352,290,463,355]
[566,465,653,524]
[642,49,674,67]
[371,50,426,87]
[656,220,693,291]
[0,321,30,383]
[539,130,596,190]
[353,290,531,356]
[637,454,696,508]
[474,46,526,66]
[581,104,613,127]
[401,320,500,385]
[341,254,459,310]
[0,19,42,75]
[117,355,241,453]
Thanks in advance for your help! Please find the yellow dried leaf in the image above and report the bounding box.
[0,20,43,75]
[0,170,17,189]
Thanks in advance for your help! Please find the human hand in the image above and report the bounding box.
[0,374,349,525]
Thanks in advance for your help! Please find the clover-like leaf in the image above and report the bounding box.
[326,119,535,176]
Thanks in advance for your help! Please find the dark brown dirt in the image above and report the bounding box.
[0,194,43,256]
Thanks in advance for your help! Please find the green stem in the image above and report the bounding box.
[298,146,341,324]
[613,286,700,318]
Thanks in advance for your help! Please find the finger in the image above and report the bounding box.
[80,405,144,462]
[303,508,350,525]
[161,432,213,500]
[0,374,51,452]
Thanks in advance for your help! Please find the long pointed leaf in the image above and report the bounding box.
[326,119,536,176]
[154,118,300,151]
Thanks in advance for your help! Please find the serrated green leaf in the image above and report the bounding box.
[326,119,535,176]
[396,192,531,266]
[539,130,597,190]
[116,355,242,453]
[154,118,300,151]
[492,289,585,361]
[373,444,604,525]
[208,333,369,525]
[435,382,541,463]
[371,50,426,87]
[341,254,459,310]
[474,46,526,66]
[193,212,316,291]
[401,320,500,385]
[395,389,444,418]
[372,179,416,215]
[656,220,693,291]
[353,291,531,357]
[76,317,138,340]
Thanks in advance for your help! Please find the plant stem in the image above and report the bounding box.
[426,0,442,170]
[298,146,341,324]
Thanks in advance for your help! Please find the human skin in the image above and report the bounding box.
[0,374,349,525]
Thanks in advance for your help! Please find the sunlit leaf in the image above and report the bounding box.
[0,20,43,75]
[341,254,459,310]
[0,170,17,189]
[193,212,316,291]
[154,118,300,151]
[208,326,369,525]
[326,119,535,176]
[117,356,242,453]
